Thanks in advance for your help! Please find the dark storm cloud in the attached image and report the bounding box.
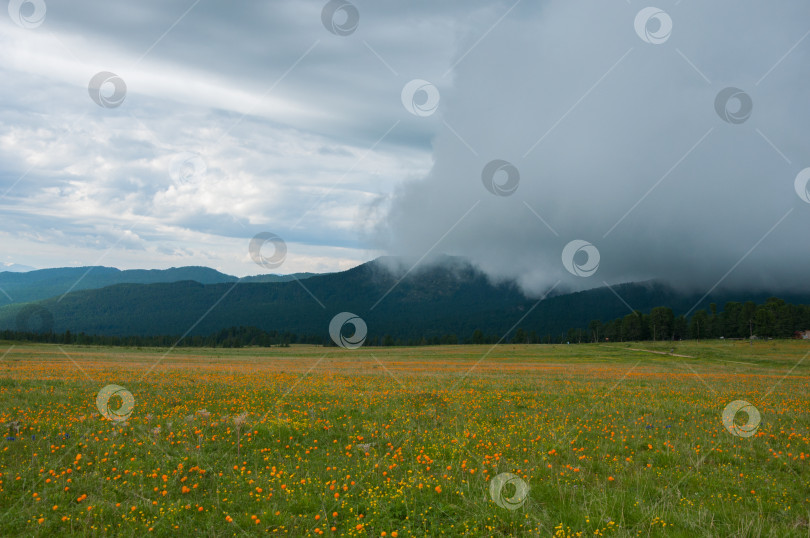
[33,0,476,148]
[377,0,810,295]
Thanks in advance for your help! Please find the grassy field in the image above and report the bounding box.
[0,340,808,536]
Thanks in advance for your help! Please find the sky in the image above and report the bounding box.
[1,0,809,295]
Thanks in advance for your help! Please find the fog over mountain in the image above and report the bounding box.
[376,1,810,296]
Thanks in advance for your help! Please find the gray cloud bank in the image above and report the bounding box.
[376,0,810,296]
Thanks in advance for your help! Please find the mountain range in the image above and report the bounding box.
[0,262,36,273]
[1,256,809,342]
[0,266,315,306]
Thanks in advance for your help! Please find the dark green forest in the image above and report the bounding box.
[4,296,809,348]
[6,257,810,344]
[557,297,810,344]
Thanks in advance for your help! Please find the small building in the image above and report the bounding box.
[794,330,810,339]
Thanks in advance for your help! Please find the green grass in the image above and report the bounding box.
[0,340,808,536]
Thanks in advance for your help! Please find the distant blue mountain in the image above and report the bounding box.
[0,266,316,306]
[0,263,36,272]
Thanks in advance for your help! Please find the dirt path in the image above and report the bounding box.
[624,347,695,358]
[602,344,695,358]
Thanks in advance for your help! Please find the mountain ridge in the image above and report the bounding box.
[0,265,318,306]
[0,263,36,272]
[2,257,809,341]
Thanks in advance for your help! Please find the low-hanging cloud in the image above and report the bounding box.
[378,0,810,296]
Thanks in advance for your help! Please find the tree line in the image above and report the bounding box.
[2,297,809,348]
[0,326,314,348]
[557,297,810,343]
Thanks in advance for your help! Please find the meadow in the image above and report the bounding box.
[0,340,808,536]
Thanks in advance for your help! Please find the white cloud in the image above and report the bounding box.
[0,1,444,275]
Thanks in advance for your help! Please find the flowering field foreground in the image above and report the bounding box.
[0,341,808,536]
